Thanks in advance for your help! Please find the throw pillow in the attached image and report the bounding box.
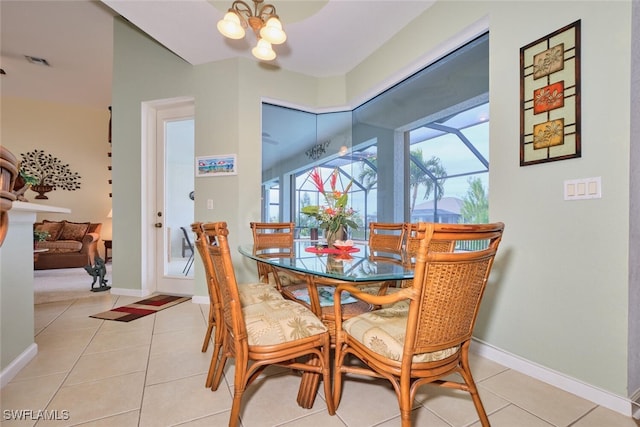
[58,221,90,241]
[36,221,65,241]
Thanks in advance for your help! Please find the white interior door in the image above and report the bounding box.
[155,103,195,294]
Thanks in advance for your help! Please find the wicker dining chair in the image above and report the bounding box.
[191,222,283,389]
[333,221,505,427]
[379,222,459,311]
[369,222,406,254]
[405,222,456,257]
[249,222,306,286]
[358,222,407,297]
[249,222,294,282]
[180,226,195,275]
[202,221,335,427]
[397,222,456,288]
[249,221,312,301]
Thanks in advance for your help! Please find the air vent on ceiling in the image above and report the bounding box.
[25,56,50,66]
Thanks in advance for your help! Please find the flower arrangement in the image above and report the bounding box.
[301,168,358,240]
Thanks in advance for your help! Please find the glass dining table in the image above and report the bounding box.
[238,240,413,320]
[238,240,414,284]
[239,240,415,409]
[238,240,414,340]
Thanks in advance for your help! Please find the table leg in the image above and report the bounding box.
[296,356,321,409]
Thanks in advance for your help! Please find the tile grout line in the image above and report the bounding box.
[135,305,158,426]
[39,298,106,422]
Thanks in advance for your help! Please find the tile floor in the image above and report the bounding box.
[1,294,638,427]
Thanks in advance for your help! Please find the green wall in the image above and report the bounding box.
[112,0,634,402]
[111,21,195,292]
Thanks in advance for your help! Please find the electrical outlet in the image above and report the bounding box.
[207,199,214,210]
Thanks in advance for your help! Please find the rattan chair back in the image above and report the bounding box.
[368,222,405,256]
[250,222,295,283]
[410,222,503,354]
[191,222,223,389]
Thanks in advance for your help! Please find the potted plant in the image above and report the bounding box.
[33,230,49,249]
[12,169,38,201]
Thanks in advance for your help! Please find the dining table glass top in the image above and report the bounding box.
[238,241,414,283]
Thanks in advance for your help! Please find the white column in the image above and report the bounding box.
[0,202,70,387]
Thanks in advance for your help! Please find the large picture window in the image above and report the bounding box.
[262,33,489,240]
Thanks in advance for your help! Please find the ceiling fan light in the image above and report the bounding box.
[217,11,245,39]
[260,17,286,44]
[252,39,276,61]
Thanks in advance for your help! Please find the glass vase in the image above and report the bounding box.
[326,226,346,248]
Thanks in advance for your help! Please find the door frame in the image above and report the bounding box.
[141,96,195,296]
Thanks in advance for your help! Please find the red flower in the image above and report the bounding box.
[309,168,325,195]
[330,168,338,192]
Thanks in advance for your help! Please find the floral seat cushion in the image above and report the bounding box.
[342,306,459,363]
[267,270,306,288]
[238,282,284,306]
[242,299,328,346]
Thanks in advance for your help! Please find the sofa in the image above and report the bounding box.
[33,220,102,270]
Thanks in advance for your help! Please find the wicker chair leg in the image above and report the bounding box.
[332,349,345,410]
[211,352,227,391]
[229,390,245,427]
[400,411,412,427]
[297,357,321,408]
[460,345,490,426]
[399,382,413,427]
[207,325,224,389]
[469,389,490,427]
[205,347,218,389]
[201,308,214,352]
[321,342,336,415]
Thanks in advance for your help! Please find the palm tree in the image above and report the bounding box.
[460,177,488,223]
[409,148,447,214]
[357,158,378,191]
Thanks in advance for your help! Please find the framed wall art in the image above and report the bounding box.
[196,154,237,177]
[520,20,581,166]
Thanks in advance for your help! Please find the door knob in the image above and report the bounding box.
[154,222,162,228]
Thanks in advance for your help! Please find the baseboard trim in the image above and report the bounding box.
[471,339,634,417]
[631,389,640,419]
[0,343,38,389]
[191,295,208,305]
[108,287,152,298]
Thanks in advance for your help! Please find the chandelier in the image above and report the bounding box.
[217,0,287,61]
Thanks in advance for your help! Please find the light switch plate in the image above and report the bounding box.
[564,177,601,200]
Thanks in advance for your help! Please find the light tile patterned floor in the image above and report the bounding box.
[1,294,638,426]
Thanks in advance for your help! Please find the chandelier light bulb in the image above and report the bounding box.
[252,39,276,61]
[217,1,285,61]
[217,11,245,39]
[260,17,286,45]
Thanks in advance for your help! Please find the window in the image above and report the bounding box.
[263,180,280,222]
[262,33,489,239]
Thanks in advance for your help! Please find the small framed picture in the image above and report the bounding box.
[196,154,237,177]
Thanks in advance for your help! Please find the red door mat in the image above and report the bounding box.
[90,294,191,322]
